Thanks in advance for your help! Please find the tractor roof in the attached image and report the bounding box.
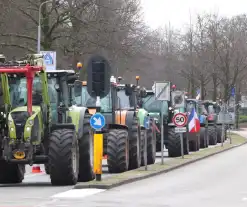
[46,70,75,74]
[146,90,154,95]
[46,70,75,78]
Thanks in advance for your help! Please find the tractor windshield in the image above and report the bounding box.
[142,94,168,113]
[9,77,43,107]
[76,86,112,112]
[117,90,131,109]
[9,77,57,108]
[186,101,196,112]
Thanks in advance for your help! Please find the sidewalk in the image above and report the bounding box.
[231,128,247,138]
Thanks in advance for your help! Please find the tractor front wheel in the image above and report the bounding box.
[0,162,25,184]
[208,127,217,145]
[147,126,156,164]
[128,118,141,170]
[48,129,79,185]
[107,129,129,173]
[78,113,95,182]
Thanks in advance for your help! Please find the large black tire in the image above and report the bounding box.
[48,129,79,185]
[0,162,25,184]
[200,127,208,148]
[78,114,95,182]
[216,126,223,142]
[183,134,189,155]
[156,134,161,152]
[208,127,217,145]
[140,129,146,166]
[128,118,141,170]
[167,128,182,157]
[107,129,129,173]
[147,126,156,165]
[45,163,50,174]
[188,133,200,151]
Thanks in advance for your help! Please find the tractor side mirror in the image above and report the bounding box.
[139,88,147,98]
[125,84,133,96]
[74,81,82,97]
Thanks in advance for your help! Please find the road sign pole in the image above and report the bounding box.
[161,105,164,165]
[94,96,102,181]
[221,102,225,147]
[180,133,184,158]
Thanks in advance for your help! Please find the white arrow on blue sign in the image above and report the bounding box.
[90,113,106,130]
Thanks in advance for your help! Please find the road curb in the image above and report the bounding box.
[74,140,247,190]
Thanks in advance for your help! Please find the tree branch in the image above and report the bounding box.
[0,43,36,53]
[0,33,37,42]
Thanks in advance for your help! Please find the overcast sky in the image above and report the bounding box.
[141,0,247,30]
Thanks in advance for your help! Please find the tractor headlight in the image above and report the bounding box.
[28,120,34,125]
[10,127,14,131]
[169,107,173,110]
[26,127,31,131]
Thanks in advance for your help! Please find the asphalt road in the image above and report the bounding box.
[0,133,237,207]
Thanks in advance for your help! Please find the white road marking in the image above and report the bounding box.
[51,189,106,199]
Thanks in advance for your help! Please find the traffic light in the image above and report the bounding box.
[86,55,110,98]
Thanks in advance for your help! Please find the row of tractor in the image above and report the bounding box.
[141,86,232,157]
[0,54,159,186]
[0,53,232,186]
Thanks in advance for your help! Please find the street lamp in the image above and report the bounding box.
[37,0,59,53]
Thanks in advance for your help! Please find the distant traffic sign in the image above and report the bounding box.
[90,113,106,130]
[173,113,187,127]
[175,127,187,133]
[40,51,56,70]
[154,81,170,101]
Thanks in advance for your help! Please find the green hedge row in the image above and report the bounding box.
[239,115,247,123]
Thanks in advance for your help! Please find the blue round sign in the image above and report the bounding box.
[90,113,106,130]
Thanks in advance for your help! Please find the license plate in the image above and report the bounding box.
[13,150,25,159]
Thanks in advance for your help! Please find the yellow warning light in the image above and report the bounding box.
[136,76,140,80]
[82,81,87,86]
[77,62,83,68]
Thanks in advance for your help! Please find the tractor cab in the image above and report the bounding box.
[201,100,218,123]
[46,70,77,123]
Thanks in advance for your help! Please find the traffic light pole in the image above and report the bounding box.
[94,96,103,181]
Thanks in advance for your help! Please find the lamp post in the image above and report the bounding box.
[37,0,53,53]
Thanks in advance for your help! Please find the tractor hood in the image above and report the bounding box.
[8,106,42,140]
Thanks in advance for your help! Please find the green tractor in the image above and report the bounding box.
[142,85,189,157]
[0,54,94,185]
[201,100,224,143]
[73,76,156,172]
[185,99,210,150]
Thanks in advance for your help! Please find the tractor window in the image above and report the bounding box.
[208,105,215,114]
[186,101,196,112]
[9,77,42,108]
[117,90,130,108]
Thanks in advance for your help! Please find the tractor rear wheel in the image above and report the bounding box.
[78,113,95,182]
[208,126,217,145]
[147,125,156,164]
[48,129,79,185]
[107,129,129,173]
[167,127,182,157]
[0,162,25,184]
[128,118,141,170]
[216,126,222,142]
[200,127,208,148]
